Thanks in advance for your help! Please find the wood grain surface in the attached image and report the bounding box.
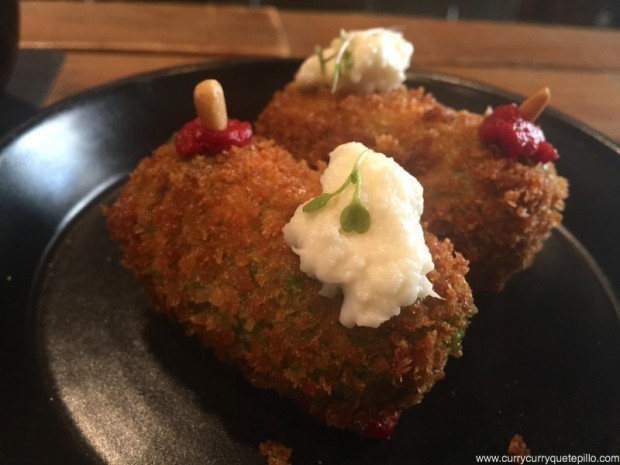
[18,1,620,142]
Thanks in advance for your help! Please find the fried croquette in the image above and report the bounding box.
[105,137,477,434]
[255,84,569,291]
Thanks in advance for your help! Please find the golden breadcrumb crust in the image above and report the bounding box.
[508,434,531,458]
[105,137,476,433]
[255,84,569,291]
[259,441,292,465]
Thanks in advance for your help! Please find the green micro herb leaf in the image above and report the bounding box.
[331,33,353,93]
[340,201,371,233]
[313,29,354,93]
[315,45,326,76]
[302,175,351,212]
[331,62,342,93]
[303,192,336,212]
[302,149,372,234]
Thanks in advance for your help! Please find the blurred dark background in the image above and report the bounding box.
[162,0,619,28]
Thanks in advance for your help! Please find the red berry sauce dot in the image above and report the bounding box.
[361,410,402,440]
[175,118,253,157]
[479,103,558,163]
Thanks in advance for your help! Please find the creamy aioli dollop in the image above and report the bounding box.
[295,28,414,94]
[283,142,438,328]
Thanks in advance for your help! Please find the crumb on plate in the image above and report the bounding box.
[259,440,292,465]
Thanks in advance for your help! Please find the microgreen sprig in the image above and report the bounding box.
[314,29,354,93]
[303,149,371,234]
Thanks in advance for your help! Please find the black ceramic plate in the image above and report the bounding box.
[1,59,619,465]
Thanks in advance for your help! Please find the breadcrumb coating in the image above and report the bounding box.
[255,84,569,291]
[508,434,531,460]
[259,441,292,465]
[105,137,476,433]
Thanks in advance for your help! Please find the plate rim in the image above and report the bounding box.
[1,57,619,156]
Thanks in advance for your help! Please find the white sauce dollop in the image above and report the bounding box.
[295,28,414,94]
[283,142,438,328]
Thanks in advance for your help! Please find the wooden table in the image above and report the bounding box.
[19,1,620,143]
